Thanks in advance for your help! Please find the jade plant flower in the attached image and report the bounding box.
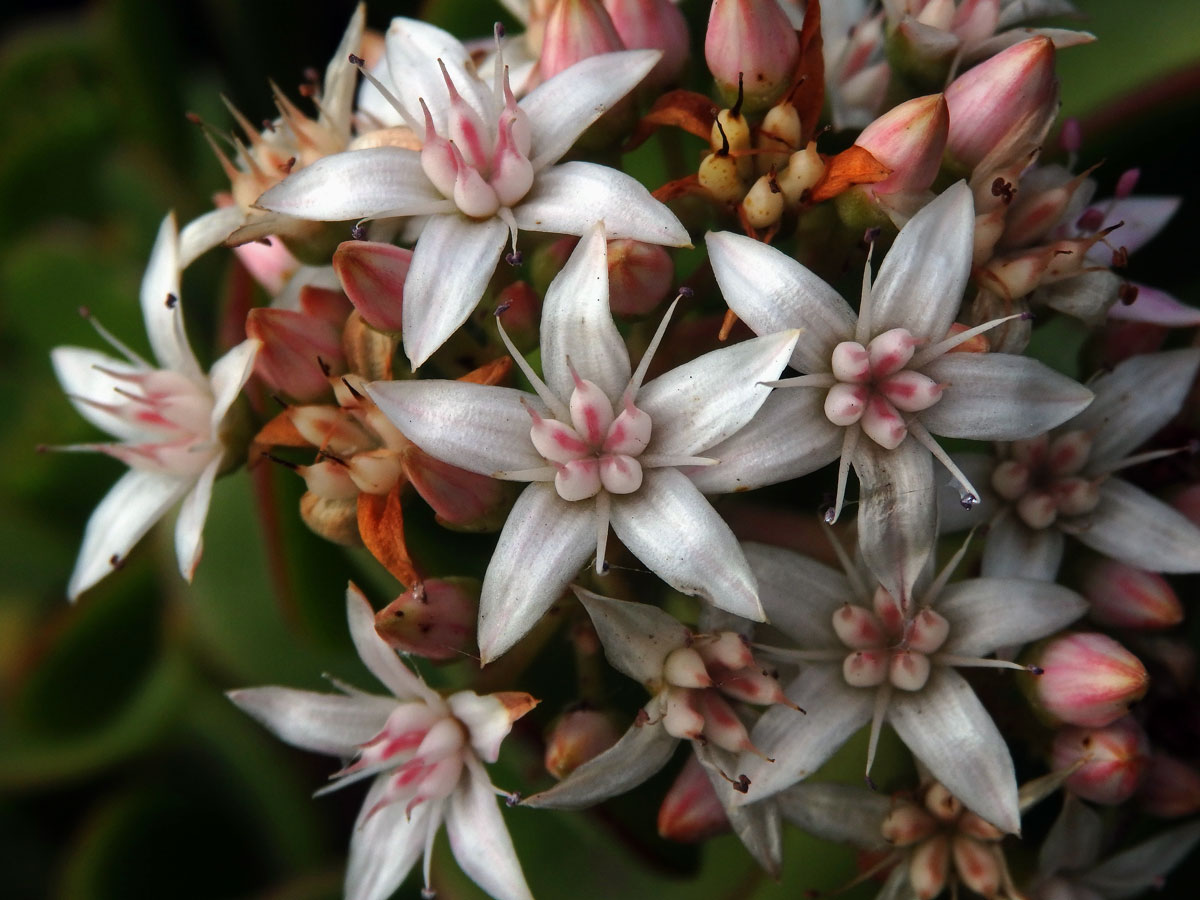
[50,213,259,599]
[367,224,799,661]
[230,585,537,900]
[256,17,689,367]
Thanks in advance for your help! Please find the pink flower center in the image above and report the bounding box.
[832,586,950,692]
[991,430,1101,529]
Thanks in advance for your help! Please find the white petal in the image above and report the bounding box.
[179,206,243,268]
[980,511,1064,580]
[68,469,191,600]
[887,668,1020,834]
[869,182,974,342]
[636,330,799,456]
[706,230,856,373]
[446,758,533,900]
[447,691,515,763]
[141,213,201,378]
[1070,349,1200,471]
[853,438,936,605]
[515,161,689,247]
[174,455,221,582]
[937,578,1086,656]
[776,782,893,848]
[1081,820,1200,899]
[1040,793,1104,876]
[920,353,1094,440]
[689,389,843,493]
[695,743,783,878]
[403,213,510,367]
[345,775,434,900]
[385,18,493,135]
[346,584,440,703]
[51,347,149,442]
[522,709,678,808]
[207,338,260,431]
[320,3,367,139]
[540,223,630,402]
[997,0,1083,29]
[226,686,395,757]
[522,50,660,167]
[573,587,690,685]
[256,148,447,221]
[742,542,851,648]
[1038,270,1120,326]
[479,483,595,662]
[610,469,763,621]
[365,380,544,476]
[1075,479,1200,573]
[737,666,873,804]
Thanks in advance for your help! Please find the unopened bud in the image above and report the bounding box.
[741,172,785,228]
[603,0,690,89]
[539,0,625,82]
[664,646,714,688]
[952,835,1003,898]
[247,304,347,402]
[777,141,825,205]
[374,578,480,661]
[1033,633,1150,727]
[333,240,412,333]
[924,782,962,823]
[1051,715,1149,805]
[658,753,730,842]
[854,94,949,197]
[1082,560,1184,631]
[698,150,748,204]
[705,0,800,113]
[544,708,622,779]
[1139,752,1200,818]
[908,833,951,900]
[695,631,754,671]
[607,239,673,316]
[756,101,803,174]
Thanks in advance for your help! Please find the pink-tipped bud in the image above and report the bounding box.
[374,578,479,661]
[606,239,674,317]
[705,0,800,113]
[882,801,938,846]
[855,94,949,197]
[909,833,951,900]
[699,690,755,754]
[1047,430,1092,476]
[879,370,944,413]
[555,457,603,501]
[952,836,1003,899]
[568,375,616,444]
[907,608,951,654]
[333,240,412,333]
[1139,752,1200,818]
[696,631,754,672]
[1051,715,1149,805]
[603,0,690,88]
[861,395,908,449]
[539,0,625,82]
[603,397,652,455]
[991,460,1030,500]
[831,341,872,383]
[664,647,714,689]
[824,382,869,426]
[246,305,347,402]
[944,37,1058,172]
[1034,633,1150,727]
[718,667,790,707]
[544,708,621,779]
[662,685,705,740]
[844,649,889,687]
[890,650,932,692]
[833,603,886,649]
[1082,560,1184,631]
[491,119,535,207]
[403,446,509,531]
[867,328,918,378]
[658,753,730,842]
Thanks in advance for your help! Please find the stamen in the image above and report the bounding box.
[820,516,870,600]
[853,239,876,345]
[752,645,847,664]
[494,315,570,420]
[1103,443,1196,475]
[79,307,150,368]
[917,527,977,607]
[594,490,611,575]
[498,206,520,261]
[627,294,684,395]
[828,425,859,525]
[905,419,980,507]
[638,454,719,468]
[909,313,1027,368]
[930,654,1039,673]
[348,54,421,134]
[491,466,557,481]
[762,373,837,389]
[421,819,438,897]
[864,684,892,783]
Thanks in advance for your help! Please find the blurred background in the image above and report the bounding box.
[2,1,1200,897]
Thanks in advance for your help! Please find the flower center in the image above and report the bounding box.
[822,328,944,449]
[527,373,652,502]
[832,586,950,691]
[991,430,1101,529]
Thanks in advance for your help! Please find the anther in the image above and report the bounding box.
[110,553,125,569]
[165,293,179,309]
[1027,665,1044,676]
[864,774,877,791]
[504,791,521,807]
[505,250,523,266]
[1118,283,1139,305]
[348,53,365,67]
[862,226,881,247]
[494,22,506,39]
[959,493,977,510]
[351,223,367,241]
[677,285,694,299]
[317,356,332,376]
[494,301,512,317]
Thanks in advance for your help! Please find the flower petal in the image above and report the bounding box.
[179,206,243,268]
[51,347,149,442]
[366,380,545,476]
[255,148,448,221]
[869,181,974,342]
[610,469,763,621]
[573,587,690,685]
[853,438,936,606]
[706,230,856,373]
[937,452,997,532]
[174,455,221,582]
[1075,479,1200,573]
[226,686,395,757]
[742,542,851,649]
[515,161,690,247]
[67,469,191,600]
[695,743,783,878]
[522,50,660,168]
[1081,820,1200,899]
[887,668,1020,834]
[345,775,434,900]
[207,338,261,431]
[776,782,893,848]
[1070,349,1200,472]
[1039,793,1104,876]
[636,330,799,456]
[920,353,1094,440]
[937,578,1086,657]
[1107,283,1200,327]
[737,666,873,804]
[479,483,595,662]
[979,511,1064,580]
[384,18,493,135]
[689,389,843,494]
[522,709,678,808]
[540,223,631,402]
[141,213,202,378]
[446,758,533,900]
[346,583,440,703]
[1086,196,1180,257]
[402,213,510,368]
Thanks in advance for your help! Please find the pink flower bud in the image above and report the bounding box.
[855,94,949,196]
[705,0,800,113]
[402,445,510,531]
[658,753,730,842]
[1082,560,1184,630]
[664,646,714,689]
[543,708,622,779]
[233,234,300,295]
[1139,752,1200,818]
[374,578,479,661]
[1051,715,1149,805]
[606,239,674,317]
[539,0,625,82]
[246,304,346,402]
[944,37,1058,172]
[332,240,412,333]
[603,0,690,89]
[1034,633,1150,727]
